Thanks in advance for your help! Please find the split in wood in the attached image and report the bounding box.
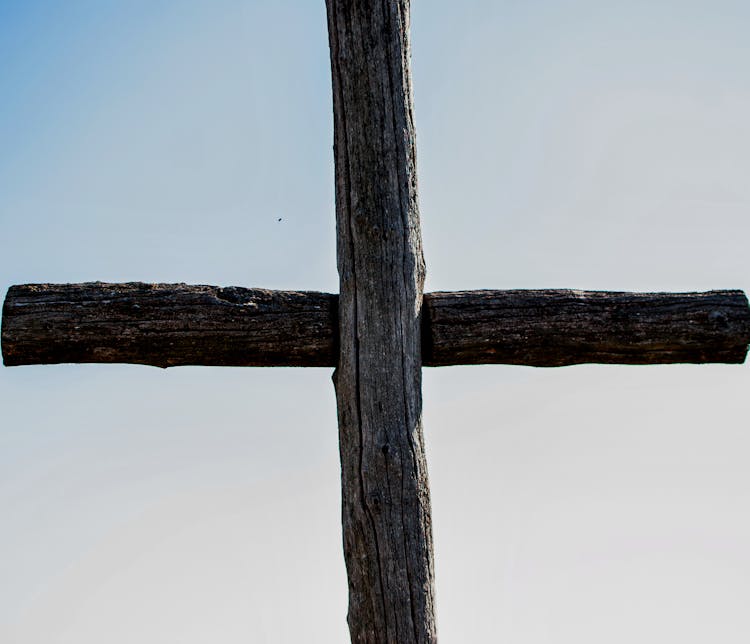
[3,283,749,368]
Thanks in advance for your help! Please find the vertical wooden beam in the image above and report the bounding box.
[326,1,436,641]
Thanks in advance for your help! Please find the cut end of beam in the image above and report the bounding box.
[3,283,750,368]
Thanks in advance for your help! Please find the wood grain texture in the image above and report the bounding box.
[424,289,750,366]
[4,285,749,368]
[326,0,436,641]
[1,282,337,368]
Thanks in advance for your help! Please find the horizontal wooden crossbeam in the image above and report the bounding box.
[3,283,749,368]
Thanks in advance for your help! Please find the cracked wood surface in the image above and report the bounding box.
[326,0,436,641]
[4,284,749,369]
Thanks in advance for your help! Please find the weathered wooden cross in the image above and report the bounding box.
[3,3,750,642]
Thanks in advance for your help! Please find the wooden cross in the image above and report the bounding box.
[3,3,750,642]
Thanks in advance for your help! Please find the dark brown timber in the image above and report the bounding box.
[3,284,750,368]
[424,289,750,366]
[1,283,337,368]
[326,0,436,641]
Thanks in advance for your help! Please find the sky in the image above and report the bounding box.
[1,1,750,641]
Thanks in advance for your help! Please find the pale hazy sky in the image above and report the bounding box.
[2,2,750,642]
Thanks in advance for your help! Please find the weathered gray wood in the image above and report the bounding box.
[1,282,337,368]
[3,285,749,368]
[326,0,436,642]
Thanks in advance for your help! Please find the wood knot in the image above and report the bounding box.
[708,310,729,329]
[367,491,384,514]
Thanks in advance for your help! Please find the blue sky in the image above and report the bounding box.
[2,2,750,642]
